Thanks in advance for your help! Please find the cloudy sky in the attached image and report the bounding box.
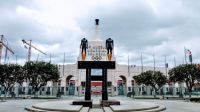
[0,0,200,67]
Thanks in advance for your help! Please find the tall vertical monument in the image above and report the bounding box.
[73,19,119,108]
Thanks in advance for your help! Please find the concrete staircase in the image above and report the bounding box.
[24,97,166,112]
[25,104,165,112]
[107,104,166,112]
[25,105,90,112]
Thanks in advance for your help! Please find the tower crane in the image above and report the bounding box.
[0,35,15,64]
[22,39,47,62]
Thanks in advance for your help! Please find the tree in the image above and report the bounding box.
[0,64,23,98]
[0,64,7,97]
[15,64,25,86]
[168,64,200,98]
[133,70,167,97]
[14,64,25,96]
[24,61,59,97]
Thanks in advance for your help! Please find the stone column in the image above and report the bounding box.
[134,85,140,96]
[85,69,91,100]
[115,86,118,96]
[14,84,19,97]
[146,86,151,95]
[102,69,108,100]
[78,86,82,97]
[66,85,68,95]
[75,86,77,96]
[25,86,29,95]
[123,84,127,96]
[178,82,185,97]
[63,86,66,96]
[52,82,58,96]
[111,85,114,96]
[172,83,176,96]
[162,86,167,95]
[180,82,185,95]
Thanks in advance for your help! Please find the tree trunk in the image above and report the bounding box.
[4,91,7,101]
[189,88,192,98]
[33,89,39,98]
[153,88,156,98]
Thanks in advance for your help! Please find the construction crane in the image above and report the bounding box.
[0,35,15,64]
[22,39,47,62]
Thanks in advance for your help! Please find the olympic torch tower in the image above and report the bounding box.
[73,19,119,108]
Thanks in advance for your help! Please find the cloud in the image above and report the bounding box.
[0,0,200,68]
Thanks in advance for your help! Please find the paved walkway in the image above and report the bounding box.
[137,99,200,112]
[89,108,104,112]
[0,96,200,112]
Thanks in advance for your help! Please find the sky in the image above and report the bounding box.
[0,0,200,67]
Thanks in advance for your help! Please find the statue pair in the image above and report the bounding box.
[80,38,114,61]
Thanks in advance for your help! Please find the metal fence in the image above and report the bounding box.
[0,85,200,98]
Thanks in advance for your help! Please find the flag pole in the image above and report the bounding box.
[15,55,18,64]
[63,52,65,77]
[165,55,168,77]
[184,46,187,64]
[49,53,51,63]
[141,52,144,73]
[153,52,155,73]
[188,49,192,64]
[128,54,130,76]
[174,56,176,67]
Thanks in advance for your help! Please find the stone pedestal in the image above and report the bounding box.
[85,69,91,100]
[72,100,93,108]
[76,61,116,107]
[102,69,108,100]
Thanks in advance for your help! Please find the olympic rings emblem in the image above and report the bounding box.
[92,55,102,61]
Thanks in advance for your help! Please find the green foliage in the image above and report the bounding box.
[0,64,7,88]
[0,64,23,93]
[0,65,5,82]
[190,98,200,103]
[13,64,24,86]
[133,70,167,94]
[168,64,200,96]
[24,61,59,95]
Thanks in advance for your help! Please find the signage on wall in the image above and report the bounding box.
[87,45,107,61]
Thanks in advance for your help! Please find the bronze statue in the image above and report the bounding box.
[80,38,88,61]
[106,38,114,61]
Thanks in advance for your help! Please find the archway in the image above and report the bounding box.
[117,75,127,95]
[66,75,75,95]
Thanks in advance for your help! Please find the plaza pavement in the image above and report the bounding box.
[0,96,200,112]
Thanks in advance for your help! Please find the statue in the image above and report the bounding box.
[80,38,88,61]
[106,38,114,61]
